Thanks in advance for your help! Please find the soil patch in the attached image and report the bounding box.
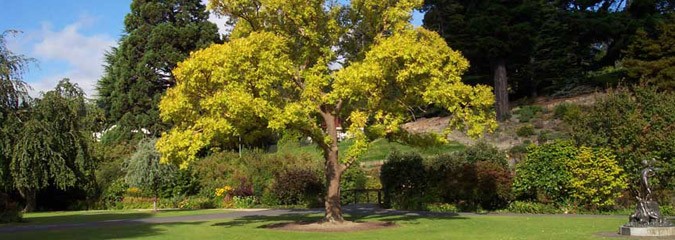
[264,221,397,232]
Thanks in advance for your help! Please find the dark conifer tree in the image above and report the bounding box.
[97,0,219,140]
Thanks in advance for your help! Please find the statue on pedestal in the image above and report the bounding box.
[625,160,672,227]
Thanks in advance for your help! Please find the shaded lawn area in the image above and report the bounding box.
[4,209,233,226]
[2,211,629,240]
[279,138,464,162]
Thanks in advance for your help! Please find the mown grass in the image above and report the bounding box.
[5,209,232,226]
[1,210,629,240]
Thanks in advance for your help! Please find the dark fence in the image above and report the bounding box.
[342,189,383,206]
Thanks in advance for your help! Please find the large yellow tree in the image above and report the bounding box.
[157,0,496,223]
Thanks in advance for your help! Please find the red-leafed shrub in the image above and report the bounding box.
[271,168,324,207]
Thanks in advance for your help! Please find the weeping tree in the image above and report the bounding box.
[11,79,95,212]
[124,138,176,211]
[156,0,496,223]
[0,30,32,218]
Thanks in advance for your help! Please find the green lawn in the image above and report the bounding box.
[278,138,464,162]
[2,210,630,240]
[6,209,232,226]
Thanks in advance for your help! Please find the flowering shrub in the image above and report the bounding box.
[215,186,233,197]
[126,187,142,197]
[178,197,215,209]
[233,196,257,208]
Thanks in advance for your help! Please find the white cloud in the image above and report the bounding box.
[202,0,232,36]
[30,18,116,98]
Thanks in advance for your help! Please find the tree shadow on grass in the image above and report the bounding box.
[17,212,155,225]
[210,211,468,230]
[2,221,207,240]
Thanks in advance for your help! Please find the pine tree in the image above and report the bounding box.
[97,0,219,140]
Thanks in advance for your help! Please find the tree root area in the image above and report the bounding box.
[264,221,397,232]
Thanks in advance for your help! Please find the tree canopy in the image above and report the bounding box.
[96,0,220,140]
[623,14,675,90]
[124,138,176,211]
[0,30,32,192]
[157,0,496,222]
[11,79,96,212]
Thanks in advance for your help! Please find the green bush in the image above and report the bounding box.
[192,150,321,200]
[515,105,544,123]
[474,161,513,210]
[381,151,428,210]
[383,143,512,211]
[232,196,258,208]
[426,203,458,213]
[567,87,675,193]
[513,141,576,203]
[340,166,368,204]
[271,168,324,207]
[507,201,560,214]
[102,178,128,208]
[536,130,567,144]
[0,193,22,223]
[461,141,509,167]
[178,196,215,210]
[513,141,627,210]
[567,147,627,210]
[553,102,581,121]
[516,124,536,137]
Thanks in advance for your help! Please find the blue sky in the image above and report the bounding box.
[1,0,423,98]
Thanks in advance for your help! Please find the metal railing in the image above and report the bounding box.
[342,188,383,206]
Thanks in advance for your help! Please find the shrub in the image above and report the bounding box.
[381,151,428,210]
[474,161,513,210]
[513,141,628,210]
[192,150,321,201]
[271,168,324,207]
[232,196,258,208]
[0,193,21,223]
[553,102,581,121]
[567,87,675,192]
[516,124,536,137]
[102,178,128,208]
[426,153,473,207]
[515,105,544,123]
[461,141,509,167]
[178,196,215,210]
[426,203,458,213]
[407,142,512,211]
[340,166,368,204]
[507,201,559,214]
[513,141,576,203]
[536,130,567,144]
[567,147,627,210]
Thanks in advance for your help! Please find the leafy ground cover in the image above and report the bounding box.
[1,210,629,240]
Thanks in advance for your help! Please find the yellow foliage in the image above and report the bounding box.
[567,147,627,209]
[158,0,497,169]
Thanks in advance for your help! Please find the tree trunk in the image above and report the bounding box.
[18,188,36,212]
[153,196,158,212]
[493,59,510,121]
[321,112,345,223]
